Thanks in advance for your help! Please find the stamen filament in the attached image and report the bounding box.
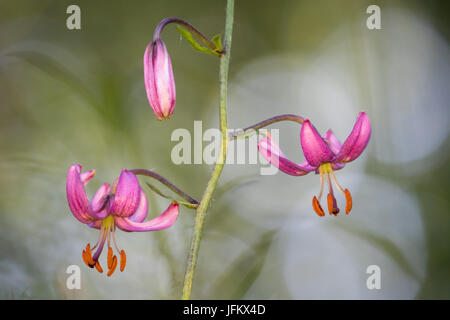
[91,227,105,251]
[111,226,126,272]
[111,226,121,253]
[107,226,112,249]
[330,170,345,195]
[325,172,334,197]
[318,171,324,201]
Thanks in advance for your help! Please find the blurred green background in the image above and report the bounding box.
[0,0,449,299]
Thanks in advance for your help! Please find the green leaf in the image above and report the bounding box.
[145,182,197,210]
[208,230,277,299]
[7,49,131,133]
[176,26,220,57]
[8,50,99,108]
[214,174,259,200]
[211,33,223,52]
[332,221,422,281]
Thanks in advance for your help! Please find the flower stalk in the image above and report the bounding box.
[229,114,305,139]
[154,17,224,55]
[181,0,234,300]
[129,168,199,206]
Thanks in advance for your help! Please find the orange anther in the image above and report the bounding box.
[344,189,352,214]
[82,250,93,268]
[327,194,333,215]
[107,247,113,269]
[312,196,325,217]
[85,243,92,256]
[94,261,103,273]
[84,244,95,266]
[120,250,126,272]
[107,256,118,277]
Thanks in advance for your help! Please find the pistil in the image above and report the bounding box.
[325,172,340,215]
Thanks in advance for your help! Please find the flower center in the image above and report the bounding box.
[81,215,127,276]
[311,163,352,217]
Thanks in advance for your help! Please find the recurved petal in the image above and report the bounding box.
[115,202,179,232]
[335,112,371,163]
[66,165,95,224]
[323,129,342,155]
[258,134,315,176]
[127,189,148,223]
[108,169,141,217]
[300,120,335,167]
[80,170,96,186]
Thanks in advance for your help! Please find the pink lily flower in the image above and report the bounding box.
[258,112,371,217]
[66,165,179,276]
[144,39,176,120]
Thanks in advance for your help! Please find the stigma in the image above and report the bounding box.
[312,163,352,217]
[81,216,127,276]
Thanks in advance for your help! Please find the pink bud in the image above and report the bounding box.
[143,39,176,120]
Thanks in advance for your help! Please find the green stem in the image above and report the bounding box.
[181,0,234,300]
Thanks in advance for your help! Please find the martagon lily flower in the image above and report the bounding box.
[66,165,179,276]
[258,112,371,217]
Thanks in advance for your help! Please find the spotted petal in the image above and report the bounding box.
[335,112,371,163]
[127,189,148,223]
[258,133,315,176]
[108,169,141,217]
[300,120,335,167]
[115,202,179,232]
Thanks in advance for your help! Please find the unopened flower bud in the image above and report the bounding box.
[143,39,176,120]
